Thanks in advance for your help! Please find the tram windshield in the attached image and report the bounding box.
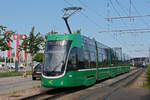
[43,40,72,76]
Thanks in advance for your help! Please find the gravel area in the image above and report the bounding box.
[107,70,150,100]
[0,75,42,100]
[0,86,41,100]
[0,75,32,83]
[0,68,141,100]
[55,69,140,100]
[128,71,146,88]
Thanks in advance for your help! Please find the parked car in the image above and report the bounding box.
[32,63,42,80]
[0,64,3,69]
[0,63,5,69]
[8,65,15,69]
[19,64,24,69]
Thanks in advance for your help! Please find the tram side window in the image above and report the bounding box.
[98,54,103,67]
[84,51,90,69]
[110,52,114,66]
[67,47,86,71]
[111,52,118,66]
[67,48,78,71]
[77,48,85,69]
[90,52,96,68]
[103,54,109,67]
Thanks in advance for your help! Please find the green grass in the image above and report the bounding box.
[145,64,150,88]
[142,82,150,89]
[0,71,32,77]
[1,68,9,72]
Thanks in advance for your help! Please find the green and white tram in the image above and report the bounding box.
[42,34,130,87]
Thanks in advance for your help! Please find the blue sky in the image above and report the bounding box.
[0,0,150,58]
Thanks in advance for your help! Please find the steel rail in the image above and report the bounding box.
[20,68,140,100]
[20,86,86,100]
[102,69,143,100]
[78,68,143,100]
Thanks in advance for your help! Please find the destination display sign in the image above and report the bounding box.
[48,40,68,46]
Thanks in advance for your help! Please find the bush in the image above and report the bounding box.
[146,64,150,85]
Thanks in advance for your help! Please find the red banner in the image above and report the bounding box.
[5,30,11,58]
[21,34,27,58]
[13,34,19,60]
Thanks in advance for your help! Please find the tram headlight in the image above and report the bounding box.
[61,81,63,85]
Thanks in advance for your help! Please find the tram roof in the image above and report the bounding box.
[47,34,81,41]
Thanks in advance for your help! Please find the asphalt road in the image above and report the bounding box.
[0,75,41,94]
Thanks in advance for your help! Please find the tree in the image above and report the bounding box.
[146,64,150,85]
[0,25,14,65]
[21,26,44,66]
[0,25,14,51]
[33,53,43,62]
[45,30,58,40]
[41,30,58,50]
[74,29,81,34]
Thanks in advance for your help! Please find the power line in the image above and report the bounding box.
[109,0,121,16]
[109,0,128,28]
[105,0,150,27]
[105,14,150,20]
[77,0,104,18]
[129,0,132,16]
[104,0,131,50]
[106,0,132,48]
[105,0,133,51]
[131,0,149,27]
[105,0,150,31]
[79,12,101,28]
[99,28,150,33]
[64,0,132,51]
[62,7,82,34]
[106,0,150,51]
[115,0,129,16]
[63,0,102,29]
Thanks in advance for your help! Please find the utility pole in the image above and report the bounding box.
[62,7,82,34]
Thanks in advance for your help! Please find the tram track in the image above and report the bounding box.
[78,68,144,100]
[20,86,87,100]
[101,69,143,100]
[20,68,142,100]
